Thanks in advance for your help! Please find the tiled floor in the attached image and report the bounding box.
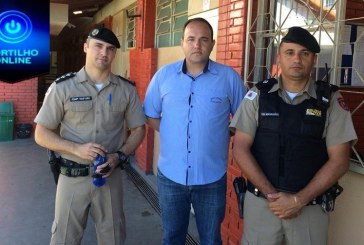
[0,138,163,245]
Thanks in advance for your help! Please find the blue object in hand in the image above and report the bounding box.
[93,155,107,187]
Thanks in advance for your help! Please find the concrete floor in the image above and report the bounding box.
[0,138,163,245]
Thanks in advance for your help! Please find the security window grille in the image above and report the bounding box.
[323,0,335,8]
[245,0,343,84]
[126,5,136,48]
[156,0,188,47]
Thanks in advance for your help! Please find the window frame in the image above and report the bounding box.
[155,0,188,48]
[126,4,137,49]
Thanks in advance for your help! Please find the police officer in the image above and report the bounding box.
[230,26,357,245]
[34,27,146,244]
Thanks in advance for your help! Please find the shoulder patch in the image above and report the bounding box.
[118,75,135,86]
[244,91,257,101]
[337,97,350,111]
[55,72,76,84]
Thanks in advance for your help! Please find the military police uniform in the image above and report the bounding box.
[230,27,357,245]
[231,77,357,244]
[35,27,146,244]
[232,78,357,148]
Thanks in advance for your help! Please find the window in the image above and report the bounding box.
[126,4,137,49]
[155,0,188,47]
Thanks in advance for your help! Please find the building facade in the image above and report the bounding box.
[1,0,364,244]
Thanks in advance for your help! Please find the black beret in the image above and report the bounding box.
[88,27,120,48]
[281,26,320,53]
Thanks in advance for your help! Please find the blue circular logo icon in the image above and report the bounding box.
[0,10,32,44]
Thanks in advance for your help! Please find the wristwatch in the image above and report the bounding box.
[116,151,128,169]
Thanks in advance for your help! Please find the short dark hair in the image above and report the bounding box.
[182,17,213,39]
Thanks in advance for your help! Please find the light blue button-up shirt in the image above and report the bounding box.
[144,59,245,185]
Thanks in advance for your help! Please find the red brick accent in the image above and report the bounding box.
[130,47,157,173]
[217,0,246,74]
[346,0,364,23]
[0,78,38,137]
[130,0,157,173]
[217,0,247,243]
[135,125,155,173]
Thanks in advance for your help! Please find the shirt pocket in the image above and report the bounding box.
[102,102,127,131]
[109,103,127,114]
[197,89,229,116]
[107,103,126,121]
[70,100,93,112]
[69,101,93,130]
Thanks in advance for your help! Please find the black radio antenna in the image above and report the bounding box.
[325,63,329,83]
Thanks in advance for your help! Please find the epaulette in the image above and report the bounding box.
[55,72,76,84]
[255,78,278,93]
[315,80,339,109]
[330,84,339,92]
[118,75,135,86]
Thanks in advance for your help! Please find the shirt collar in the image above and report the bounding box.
[76,67,88,83]
[272,76,317,99]
[306,78,317,98]
[180,59,214,75]
[77,67,115,85]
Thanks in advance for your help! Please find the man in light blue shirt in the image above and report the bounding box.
[144,18,245,245]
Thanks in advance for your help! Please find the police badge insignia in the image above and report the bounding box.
[337,97,350,111]
[91,28,99,36]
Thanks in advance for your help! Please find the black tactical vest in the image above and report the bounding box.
[251,79,337,192]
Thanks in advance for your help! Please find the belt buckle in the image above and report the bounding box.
[65,167,72,177]
[61,158,74,167]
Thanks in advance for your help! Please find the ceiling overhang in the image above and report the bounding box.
[50,3,68,36]
[50,0,113,36]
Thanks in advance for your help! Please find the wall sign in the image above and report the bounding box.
[0,0,49,83]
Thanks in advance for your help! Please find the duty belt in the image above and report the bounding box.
[60,158,90,177]
[246,182,323,205]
